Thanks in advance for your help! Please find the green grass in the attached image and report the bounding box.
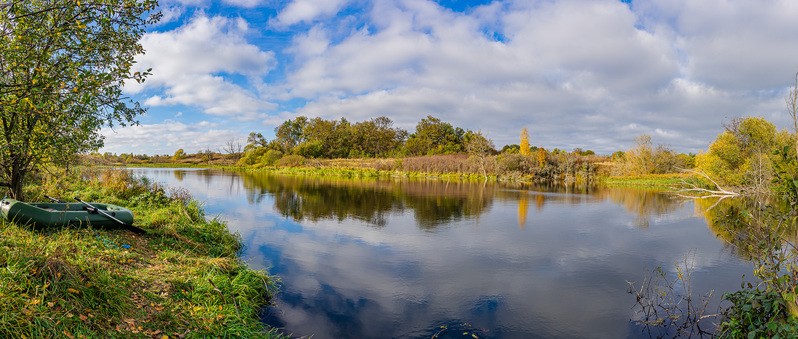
[0,169,284,338]
[110,162,221,168]
[601,173,695,190]
[121,157,694,189]
[242,165,501,183]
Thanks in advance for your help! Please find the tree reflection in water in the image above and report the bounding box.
[126,168,753,338]
[496,182,682,229]
[238,172,685,231]
[240,173,494,229]
[695,196,798,261]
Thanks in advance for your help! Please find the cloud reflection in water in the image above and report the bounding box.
[131,168,752,338]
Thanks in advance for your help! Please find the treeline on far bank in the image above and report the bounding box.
[85,115,699,183]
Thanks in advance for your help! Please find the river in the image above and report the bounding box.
[129,168,752,338]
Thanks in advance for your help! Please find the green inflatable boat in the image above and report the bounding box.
[0,198,135,229]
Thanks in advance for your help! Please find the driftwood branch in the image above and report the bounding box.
[673,168,739,201]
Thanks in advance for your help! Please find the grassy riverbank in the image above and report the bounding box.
[601,173,694,190]
[0,169,282,338]
[120,160,699,189]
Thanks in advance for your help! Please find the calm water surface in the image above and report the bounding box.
[130,168,752,338]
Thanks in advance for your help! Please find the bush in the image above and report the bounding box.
[260,149,283,166]
[400,154,474,173]
[496,154,534,174]
[294,141,324,158]
[719,288,798,338]
[276,154,306,167]
[238,147,268,166]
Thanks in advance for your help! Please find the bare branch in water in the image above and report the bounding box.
[671,168,740,203]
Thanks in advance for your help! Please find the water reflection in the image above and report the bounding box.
[495,184,682,230]
[241,174,493,229]
[128,168,752,339]
[694,196,798,261]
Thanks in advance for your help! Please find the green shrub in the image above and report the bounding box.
[238,147,268,166]
[719,288,798,338]
[276,154,306,167]
[496,153,534,174]
[260,150,283,166]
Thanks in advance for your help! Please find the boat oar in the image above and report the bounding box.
[73,197,147,234]
[44,195,64,203]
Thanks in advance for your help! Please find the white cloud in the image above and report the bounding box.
[162,0,208,7]
[268,0,798,153]
[128,14,276,121]
[223,0,263,8]
[273,0,350,27]
[650,0,798,90]
[276,0,682,151]
[155,6,185,25]
[100,121,241,155]
[107,0,798,155]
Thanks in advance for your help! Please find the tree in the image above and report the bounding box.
[774,73,798,202]
[274,116,308,153]
[464,130,495,178]
[626,135,654,175]
[619,135,679,175]
[536,148,547,168]
[201,148,214,164]
[223,139,243,161]
[500,144,520,154]
[296,117,352,158]
[245,132,268,149]
[350,116,406,157]
[519,128,531,156]
[695,117,788,192]
[787,71,798,157]
[173,149,185,161]
[404,116,464,156]
[0,0,159,199]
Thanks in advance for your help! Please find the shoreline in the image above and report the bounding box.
[118,162,692,190]
[0,169,283,338]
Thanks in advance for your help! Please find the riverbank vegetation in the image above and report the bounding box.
[5,0,794,334]
[84,114,701,186]
[0,168,281,338]
[0,0,160,201]
[626,78,798,337]
[0,2,282,338]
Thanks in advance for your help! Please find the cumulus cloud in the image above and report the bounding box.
[100,121,241,155]
[128,14,276,121]
[154,5,185,25]
[276,0,677,150]
[269,0,798,153]
[634,0,798,90]
[272,0,350,27]
[109,0,798,155]
[223,0,263,8]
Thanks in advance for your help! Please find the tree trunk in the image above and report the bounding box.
[9,163,25,201]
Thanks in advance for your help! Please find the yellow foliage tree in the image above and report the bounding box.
[173,148,186,161]
[694,117,789,190]
[536,148,547,167]
[520,128,531,156]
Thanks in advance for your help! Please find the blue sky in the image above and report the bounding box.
[102,0,798,155]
